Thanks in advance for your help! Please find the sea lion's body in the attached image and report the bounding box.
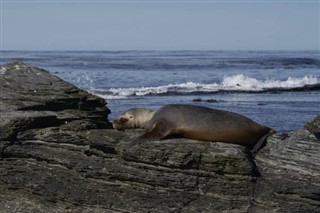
[113,104,274,147]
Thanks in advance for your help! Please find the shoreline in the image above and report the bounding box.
[1,62,320,212]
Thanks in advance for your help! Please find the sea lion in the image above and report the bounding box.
[113,104,275,148]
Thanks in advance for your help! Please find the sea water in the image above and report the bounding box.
[1,50,319,132]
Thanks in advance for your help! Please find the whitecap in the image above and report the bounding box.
[221,74,319,91]
[90,75,319,99]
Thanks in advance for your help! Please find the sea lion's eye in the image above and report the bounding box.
[120,118,128,123]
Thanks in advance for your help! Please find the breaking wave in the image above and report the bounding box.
[90,74,320,99]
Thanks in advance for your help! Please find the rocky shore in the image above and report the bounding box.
[1,62,319,212]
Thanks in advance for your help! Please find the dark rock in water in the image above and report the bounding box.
[192,98,218,103]
[1,62,320,212]
[192,98,202,102]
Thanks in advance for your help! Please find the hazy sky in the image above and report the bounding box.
[1,1,319,51]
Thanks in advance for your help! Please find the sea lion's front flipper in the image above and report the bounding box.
[129,121,171,146]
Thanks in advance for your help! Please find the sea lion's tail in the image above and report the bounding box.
[252,129,277,155]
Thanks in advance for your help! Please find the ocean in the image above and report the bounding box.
[1,50,319,132]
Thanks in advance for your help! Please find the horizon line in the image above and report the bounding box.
[1,49,319,52]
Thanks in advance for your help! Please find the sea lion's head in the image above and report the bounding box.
[112,108,156,130]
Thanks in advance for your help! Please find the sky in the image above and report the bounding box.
[1,0,319,51]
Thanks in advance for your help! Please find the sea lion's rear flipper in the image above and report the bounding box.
[129,121,171,146]
[252,129,276,155]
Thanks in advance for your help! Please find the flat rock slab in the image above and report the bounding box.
[0,129,257,213]
[1,62,320,212]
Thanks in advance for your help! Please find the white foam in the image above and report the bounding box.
[0,67,6,75]
[91,82,219,100]
[91,93,129,100]
[73,73,93,89]
[14,65,20,70]
[221,74,318,91]
[90,75,319,99]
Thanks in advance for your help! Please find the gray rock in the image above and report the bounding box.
[305,114,320,140]
[1,62,320,212]
[253,130,320,212]
[0,62,111,141]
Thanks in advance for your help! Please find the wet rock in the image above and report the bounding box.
[1,62,320,212]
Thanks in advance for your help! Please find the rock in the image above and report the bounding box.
[0,129,258,212]
[119,139,258,176]
[253,130,320,212]
[1,62,320,212]
[192,98,219,103]
[0,62,111,141]
[305,114,320,140]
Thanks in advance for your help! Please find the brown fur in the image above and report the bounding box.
[113,104,275,147]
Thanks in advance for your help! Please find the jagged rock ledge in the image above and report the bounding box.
[0,62,319,212]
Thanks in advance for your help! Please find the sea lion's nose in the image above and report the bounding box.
[112,120,124,131]
[112,120,119,129]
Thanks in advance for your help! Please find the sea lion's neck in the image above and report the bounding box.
[135,110,156,129]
